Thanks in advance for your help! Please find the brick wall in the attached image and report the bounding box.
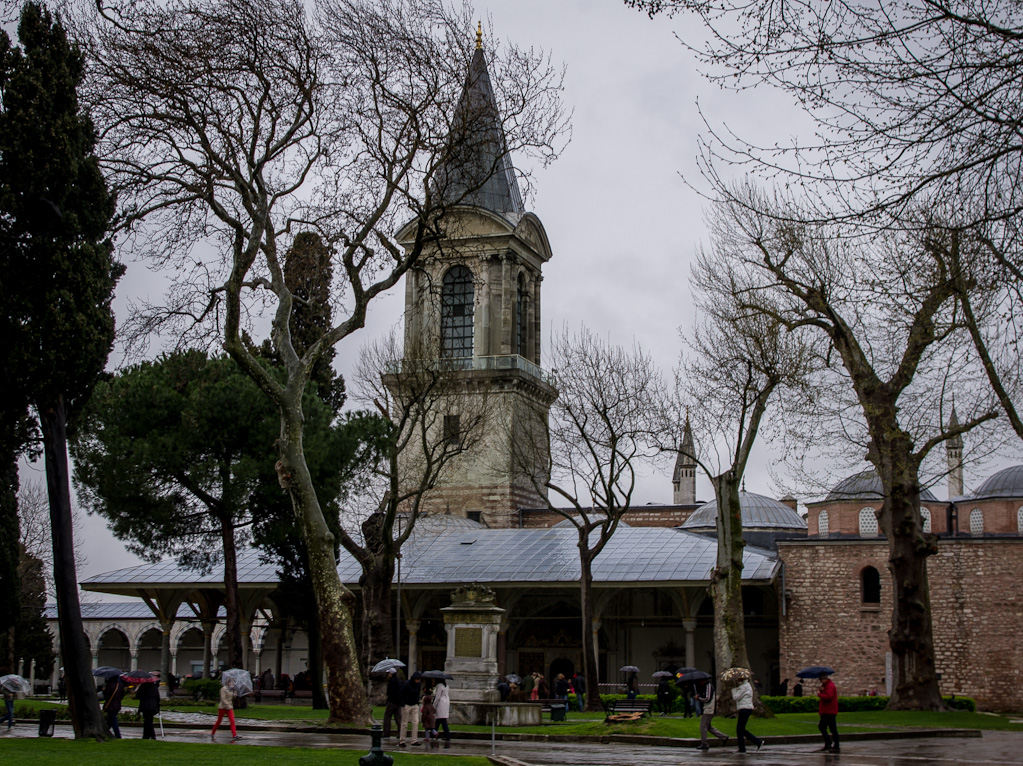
[517,505,699,529]
[778,538,1023,711]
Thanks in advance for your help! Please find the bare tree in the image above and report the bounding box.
[513,328,666,712]
[341,330,491,695]
[17,480,87,599]
[674,244,817,709]
[710,191,1002,709]
[81,0,566,721]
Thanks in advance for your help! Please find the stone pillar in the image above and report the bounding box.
[91,652,99,670]
[496,622,507,679]
[274,625,286,681]
[171,653,178,676]
[406,619,420,676]
[499,255,511,354]
[202,619,215,678]
[441,585,505,705]
[159,619,173,698]
[683,620,697,669]
[241,620,251,672]
[130,651,138,671]
[480,258,491,356]
[253,650,262,678]
[29,659,35,693]
[590,621,602,684]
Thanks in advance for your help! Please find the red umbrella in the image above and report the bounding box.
[121,670,158,684]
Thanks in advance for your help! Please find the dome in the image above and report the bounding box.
[680,491,807,531]
[970,465,1023,500]
[825,469,937,502]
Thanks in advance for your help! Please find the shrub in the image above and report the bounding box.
[182,678,221,702]
[760,694,976,713]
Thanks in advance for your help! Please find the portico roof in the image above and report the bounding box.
[81,525,779,598]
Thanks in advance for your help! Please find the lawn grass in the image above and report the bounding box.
[0,737,490,765]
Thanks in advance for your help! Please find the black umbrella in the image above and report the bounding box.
[675,670,712,684]
[420,670,453,680]
[92,666,122,680]
[796,665,836,679]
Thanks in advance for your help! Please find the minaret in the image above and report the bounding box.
[947,404,964,498]
[673,415,697,505]
[393,30,557,527]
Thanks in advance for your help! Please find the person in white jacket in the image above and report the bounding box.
[431,679,451,747]
[731,678,763,753]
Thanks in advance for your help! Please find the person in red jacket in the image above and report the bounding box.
[817,672,840,753]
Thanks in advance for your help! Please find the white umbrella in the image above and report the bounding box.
[220,668,253,697]
[371,658,406,674]
[1,674,30,694]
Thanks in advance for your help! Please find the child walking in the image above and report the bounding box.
[421,693,438,744]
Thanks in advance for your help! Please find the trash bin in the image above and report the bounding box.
[550,703,566,722]
[38,709,57,737]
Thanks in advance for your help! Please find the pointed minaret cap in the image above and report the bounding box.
[947,401,963,449]
[434,29,524,216]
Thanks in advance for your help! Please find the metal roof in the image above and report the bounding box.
[83,526,779,595]
[44,602,221,621]
[825,469,938,502]
[681,491,807,531]
[969,464,1023,500]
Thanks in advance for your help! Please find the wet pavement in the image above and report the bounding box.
[4,719,1023,765]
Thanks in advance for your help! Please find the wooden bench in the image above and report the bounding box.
[604,698,653,723]
[255,689,287,703]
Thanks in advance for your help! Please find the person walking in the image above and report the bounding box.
[2,687,13,729]
[572,672,586,712]
[382,668,403,739]
[626,672,639,700]
[102,675,126,738]
[136,680,160,740]
[421,692,438,743]
[398,671,423,747]
[817,672,840,753]
[695,679,728,750]
[432,678,451,747]
[732,677,764,753]
[656,677,672,716]
[211,678,240,740]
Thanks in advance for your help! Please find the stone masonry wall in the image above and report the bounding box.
[778,538,1023,711]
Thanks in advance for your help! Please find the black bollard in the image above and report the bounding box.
[359,724,394,766]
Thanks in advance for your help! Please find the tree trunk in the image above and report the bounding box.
[0,442,21,671]
[874,439,944,711]
[277,405,369,723]
[221,519,244,669]
[38,396,105,738]
[579,550,602,712]
[710,471,750,717]
[307,605,328,709]
[359,556,396,704]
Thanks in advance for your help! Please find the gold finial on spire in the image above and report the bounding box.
[476,20,483,50]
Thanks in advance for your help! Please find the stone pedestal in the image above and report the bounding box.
[441,584,504,718]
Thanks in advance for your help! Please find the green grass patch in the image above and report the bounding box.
[0,738,490,765]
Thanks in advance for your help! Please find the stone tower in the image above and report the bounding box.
[393,38,557,528]
[947,404,964,498]
[672,416,697,505]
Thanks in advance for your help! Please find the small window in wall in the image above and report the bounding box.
[861,566,882,604]
[443,414,460,446]
[920,507,932,533]
[818,509,829,536]
[970,508,984,536]
[859,507,880,537]
[1018,506,1023,534]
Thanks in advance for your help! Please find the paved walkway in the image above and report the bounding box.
[4,719,1023,765]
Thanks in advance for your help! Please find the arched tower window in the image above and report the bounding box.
[441,266,474,358]
[861,566,882,604]
[969,508,984,536]
[817,509,829,536]
[920,507,932,533]
[859,507,880,537]
[514,272,527,356]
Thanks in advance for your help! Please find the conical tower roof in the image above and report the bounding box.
[672,416,696,481]
[436,39,524,216]
[947,404,963,450]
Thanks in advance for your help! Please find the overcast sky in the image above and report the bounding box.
[12,1,914,587]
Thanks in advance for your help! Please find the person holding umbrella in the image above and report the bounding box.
[695,677,728,750]
[102,673,126,738]
[2,686,13,729]
[726,668,763,753]
[211,677,240,740]
[383,668,403,740]
[816,671,839,753]
[134,673,161,740]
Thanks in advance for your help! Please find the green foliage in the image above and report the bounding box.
[182,677,222,703]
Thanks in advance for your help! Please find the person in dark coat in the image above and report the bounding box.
[497,679,511,701]
[793,681,803,697]
[383,668,403,739]
[102,676,126,738]
[656,677,672,715]
[398,671,423,747]
[572,673,586,712]
[136,680,161,739]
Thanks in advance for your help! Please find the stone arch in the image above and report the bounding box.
[858,507,880,537]
[96,625,131,669]
[860,566,882,604]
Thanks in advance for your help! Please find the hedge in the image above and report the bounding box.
[760,695,976,713]
[182,678,222,702]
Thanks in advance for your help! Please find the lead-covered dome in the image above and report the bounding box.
[825,469,937,502]
[681,491,807,531]
[970,465,1023,500]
